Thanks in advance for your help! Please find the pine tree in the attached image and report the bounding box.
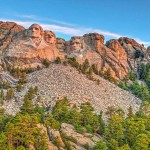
[98,111,105,135]
[127,106,134,118]
[5,88,14,100]
[94,140,107,150]
[133,134,149,150]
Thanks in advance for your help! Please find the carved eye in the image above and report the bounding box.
[34,27,39,31]
[76,42,80,44]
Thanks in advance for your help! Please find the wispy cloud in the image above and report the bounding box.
[21,15,36,19]
[0,17,150,47]
[0,18,122,38]
[17,14,76,27]
[135,38,150,47]
[0,18,81,35]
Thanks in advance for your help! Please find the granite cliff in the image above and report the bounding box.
[0,21,149,80]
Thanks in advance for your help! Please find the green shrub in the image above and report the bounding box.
[64,140,71,150]
[67,57,79,68]
[44,114,60,130]
[42,59,50,68]
[62,135,77,144]
[55,57,61,64]
[74,124,85,134]
[118,82,128,91]
[128,71,136,81]
[94,140,107,150]
[86,124,94,133]
[53,136,62,148]
[83,143,90,150]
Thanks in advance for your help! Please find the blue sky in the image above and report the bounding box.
[0,0,150,46]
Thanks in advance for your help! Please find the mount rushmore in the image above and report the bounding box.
[0,21,149,79]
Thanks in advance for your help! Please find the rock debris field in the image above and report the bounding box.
[4,64,141,115]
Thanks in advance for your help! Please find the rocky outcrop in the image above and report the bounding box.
[67,33,129,79]
[0,22,25,69]
[146,46,150,60]
[47,126,65,148]
[118,37,147,70]
[60,123,101,149]
[0,21,24,43]
[0,21,149,79]
[106,39,129,78]
[0,71,18,87]
[37,124,58,150]
[2,24,64,69]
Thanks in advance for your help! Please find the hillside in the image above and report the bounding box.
[3,64,141,116]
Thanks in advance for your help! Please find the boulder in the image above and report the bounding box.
[60,123,101,149]
[37,124,58,150]
[47,126,65,148]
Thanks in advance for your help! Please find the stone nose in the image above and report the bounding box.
[73,43,77,46]
[31,28,36,32]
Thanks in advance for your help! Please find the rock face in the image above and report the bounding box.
[37,124,59,150]
[0,21,25,69]
[47,126,65,148]
[118,37,146,70]
[66,34,148,79]
[60,123,101,149]
[0,21,149,79]
[2,23,64,69]
[106,39,129,78]
[67,34,129,79]
[0,21,24,46]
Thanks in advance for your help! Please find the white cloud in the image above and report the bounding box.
[0,18,81,35]
[17,14,76,26]
[78,28,123,39]
[135,38,150,47]
[21,15,36,19]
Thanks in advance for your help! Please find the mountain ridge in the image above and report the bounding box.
[0,21,149,80]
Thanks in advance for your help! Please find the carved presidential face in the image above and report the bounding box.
[44,31,56,44]
[28,24,43,38]
[71,38,82,51]
[56,38,66,51]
